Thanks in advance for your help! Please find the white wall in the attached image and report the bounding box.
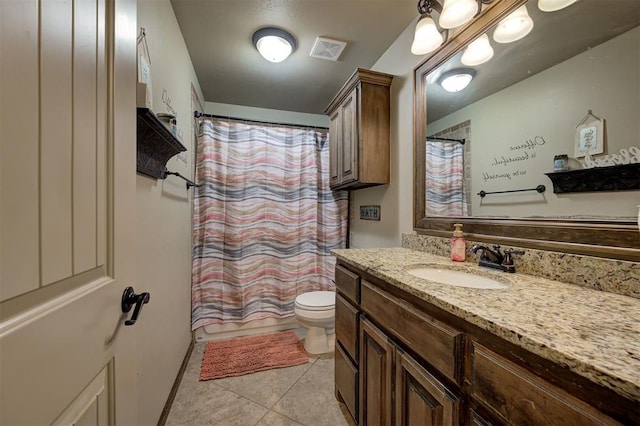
[348,18,426,248]
[429,27,639,219]
[136,0,203,423]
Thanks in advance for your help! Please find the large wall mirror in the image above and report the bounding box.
[414,0,639,260]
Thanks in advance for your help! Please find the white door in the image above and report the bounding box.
[0,0,139,424]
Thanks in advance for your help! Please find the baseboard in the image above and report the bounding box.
[157,337,195,426]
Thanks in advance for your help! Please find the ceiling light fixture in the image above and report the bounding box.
[411,0,494,56]
[492,4,534,43]
[438,68,476,92]
[461,33,494,66]
[252,27,297,63]
[538,0,580,12]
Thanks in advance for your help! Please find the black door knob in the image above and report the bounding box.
[121,286,150,326]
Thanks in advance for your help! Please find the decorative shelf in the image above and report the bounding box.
[544,163,640,194]
[136,107,186,179]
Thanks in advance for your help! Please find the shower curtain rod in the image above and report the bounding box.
[426,136,466,144]
[194,111,329,131]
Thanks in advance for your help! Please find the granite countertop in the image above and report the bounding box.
[332,247,640,403]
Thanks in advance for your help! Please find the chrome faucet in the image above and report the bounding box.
[470,244,524,273]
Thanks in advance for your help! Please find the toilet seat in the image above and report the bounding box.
[295,291,335,311]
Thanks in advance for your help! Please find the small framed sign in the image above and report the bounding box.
[360,205,381,221]
[574,110,604,158]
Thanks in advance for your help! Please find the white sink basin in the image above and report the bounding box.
[406,267,508,289]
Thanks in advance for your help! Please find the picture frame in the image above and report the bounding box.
[574,113,604,158]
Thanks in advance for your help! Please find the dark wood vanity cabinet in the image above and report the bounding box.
[360,317,462,426]
[334,265,361,422]
[359,283,462,426]
[469,343,619,425]
[325,69,393,190]
[334,261,632,426]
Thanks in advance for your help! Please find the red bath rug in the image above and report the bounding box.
[199,331,309,381]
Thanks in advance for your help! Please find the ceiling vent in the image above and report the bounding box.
[310,37,347,61]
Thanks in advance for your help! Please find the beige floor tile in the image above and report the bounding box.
[167,336,351,426]
[271,359,355,426]
[166,380,268,426]
[210,362,313,408]
[255,411,304,426]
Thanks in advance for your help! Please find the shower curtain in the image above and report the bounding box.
[191,118,348,330]
[425,141,468,216]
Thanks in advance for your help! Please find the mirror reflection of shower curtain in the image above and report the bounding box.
[425,141,468,216]
[191,118,348,330]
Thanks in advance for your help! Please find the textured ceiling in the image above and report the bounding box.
[171,0,419,114]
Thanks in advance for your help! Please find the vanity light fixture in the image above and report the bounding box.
[439,0,479,28]
[252,27,297,63]
[438,68,476,92]
[411,0,446,55]
[492,4,534,43]
[411,15,446,55]
[461,33,494,66]
[538,0,580,12]
[411,0,494,56]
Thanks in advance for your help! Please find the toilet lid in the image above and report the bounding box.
[295,291,335,310]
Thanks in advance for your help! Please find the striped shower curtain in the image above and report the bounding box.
[191,118,348,330]
[425,141,468,216]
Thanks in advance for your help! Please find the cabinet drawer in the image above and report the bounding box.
[470,343,620,425]
[335,342,358,423]
[360,280,465,384]
[335,293,359,362]
[335,264,360,304]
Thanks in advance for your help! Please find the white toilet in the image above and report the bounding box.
[294,291,336,354]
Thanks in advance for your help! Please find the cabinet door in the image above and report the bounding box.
[336,343,359,423]
[336,293,359,361]
[360,318,394,426]
[340,88,358,185]
[329,107,341,187]
[395,349,461,426]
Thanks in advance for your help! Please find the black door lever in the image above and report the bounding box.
[121,287,150,326]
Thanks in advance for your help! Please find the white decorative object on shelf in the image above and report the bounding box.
[583,146,640,168]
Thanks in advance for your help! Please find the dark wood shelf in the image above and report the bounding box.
[544,163,640,194]
[136,107,186,179]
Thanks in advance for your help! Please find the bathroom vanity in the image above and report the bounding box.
[332,248,639,425]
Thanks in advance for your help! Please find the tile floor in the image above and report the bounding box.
[166,333,356,426]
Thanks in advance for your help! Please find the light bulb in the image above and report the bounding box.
[439,0,479,29]
[461,33,494,66]
[411,16,444,55]
[493,4,534,44]
[538,0,580,12]
[256,35,293,63]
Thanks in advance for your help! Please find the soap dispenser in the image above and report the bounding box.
[450,223,466,262]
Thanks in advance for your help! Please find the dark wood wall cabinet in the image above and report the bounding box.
[334,261,635,425]
[136,107,186,179]
[325,69,393,191]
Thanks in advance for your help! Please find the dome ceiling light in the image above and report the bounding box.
[438,68,477,92]
[252,27,297,63]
